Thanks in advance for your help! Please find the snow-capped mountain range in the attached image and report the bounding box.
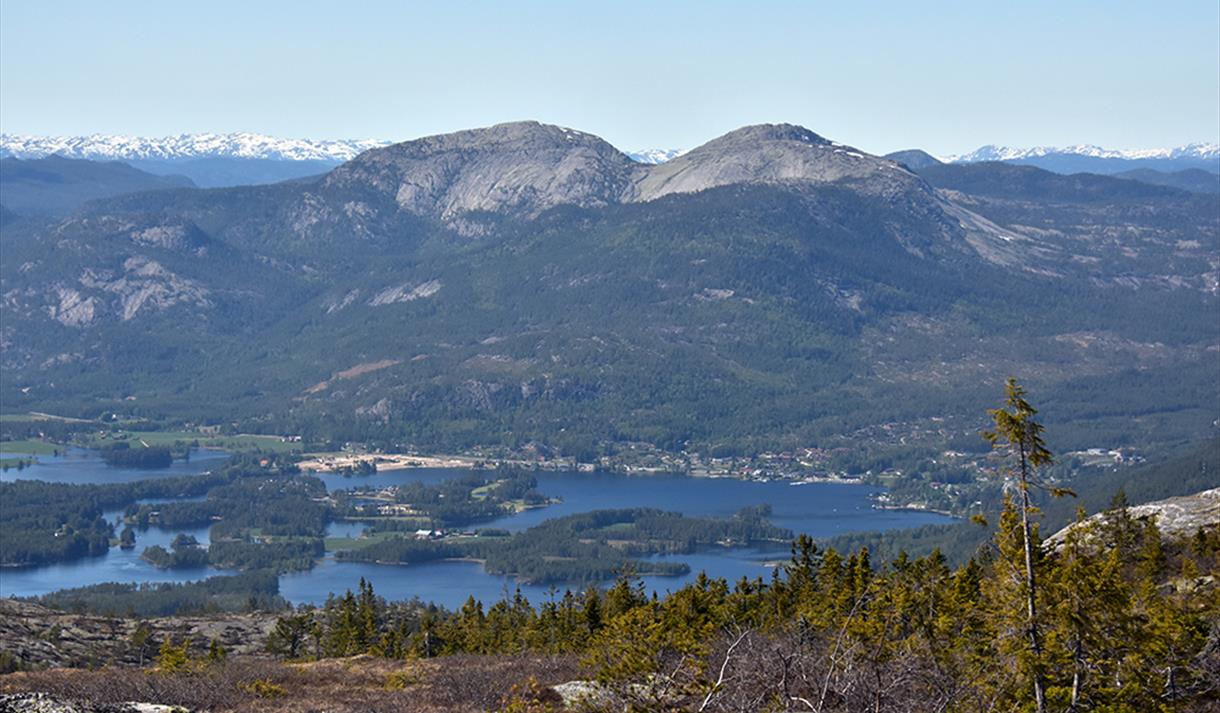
[1,131,699,167]
[4,130,1216,187]
[0,132,393,162]
[5,132,1215,167]
[945,143,1220,164]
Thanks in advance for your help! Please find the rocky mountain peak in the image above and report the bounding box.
[310,121,935,222]
[697,123,834,148]
[884,149,944,171]
[383,120,613,153]
[321,120,641,219]
[628,123,919,203]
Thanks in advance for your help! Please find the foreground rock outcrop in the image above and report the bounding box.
[0,600,276,671]
[1048,487,1220,545]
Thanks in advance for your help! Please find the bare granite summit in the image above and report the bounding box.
[324,121,643,219]
[629,124,922,203]
[321,121,936,220]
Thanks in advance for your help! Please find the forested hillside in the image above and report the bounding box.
[2,123,1216,459]
[0,155,194,216]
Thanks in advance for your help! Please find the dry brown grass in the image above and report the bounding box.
[0,654,583,712]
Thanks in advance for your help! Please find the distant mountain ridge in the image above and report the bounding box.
[2,132,694,167]
[1113,167,1219,194]
[8,133,1215,168]
[947,142,1220,163]
[0,155,195,216]
[0,132,391,162]
[945,142,1219,175]
[0,133,394,187]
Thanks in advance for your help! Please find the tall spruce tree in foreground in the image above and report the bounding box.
[983,378,1070,713]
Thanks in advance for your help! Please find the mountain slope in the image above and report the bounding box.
[916,162,1191,202]
[1,122,1216,456]
[916,162,1219,293]
[1114,168,1220,194]
[0,156,195,216]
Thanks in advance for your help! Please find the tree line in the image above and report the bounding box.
[268,382,1220,711]
[270,490,1219,711]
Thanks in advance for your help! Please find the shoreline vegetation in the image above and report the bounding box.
[333,506,794,585]
[0,407,1195,529]
[0,428,1055,521]
[0,426,1131,526]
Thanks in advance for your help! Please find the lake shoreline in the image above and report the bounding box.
[6,447,955,610]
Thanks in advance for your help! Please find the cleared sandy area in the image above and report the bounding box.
[297,453,484,472]
[304,359,401,394]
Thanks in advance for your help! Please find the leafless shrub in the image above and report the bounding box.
[419,653,582,710]
[0,654,583,713]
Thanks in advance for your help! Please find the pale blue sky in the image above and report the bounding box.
[1,0,1217,155]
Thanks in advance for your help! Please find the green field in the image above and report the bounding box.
[0,439,63,455]
[470,483,496,498]
[325,530,403,552]
[0,412,94,424]
[94,431,302,454]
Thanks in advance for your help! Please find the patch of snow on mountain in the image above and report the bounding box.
[627,148,688,164]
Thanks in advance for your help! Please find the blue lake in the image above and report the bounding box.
[0,446,231,484]
[1,454,954,609]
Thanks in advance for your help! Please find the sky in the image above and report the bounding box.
[1,0,1218,156]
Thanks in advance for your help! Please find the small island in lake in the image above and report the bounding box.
[101,442,174,469]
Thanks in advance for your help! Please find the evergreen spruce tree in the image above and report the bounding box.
[984,378,1063,713]
[156,636,191,673]
[581,584,603,635]
[206,637,227,664]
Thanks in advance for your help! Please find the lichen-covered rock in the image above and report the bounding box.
[551,679,613,709]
